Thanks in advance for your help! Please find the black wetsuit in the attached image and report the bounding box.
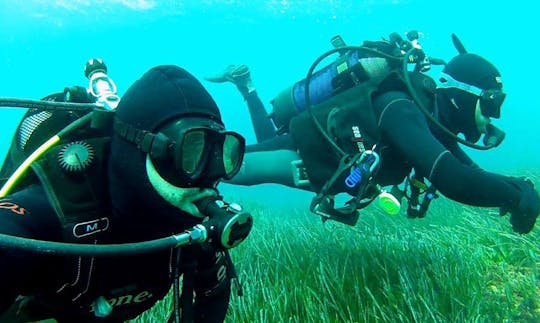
[243,91,280,145]
[0,184,230,323]
[242,89,522,210]
[371,91,520,208]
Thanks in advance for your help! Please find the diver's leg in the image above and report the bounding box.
[227,134,313,191]
[245,133,297,153]
[205,64,276,143]
[243,91,276,143]
[229,149,305,189]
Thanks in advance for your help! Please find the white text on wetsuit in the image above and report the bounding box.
[89,290,153,313]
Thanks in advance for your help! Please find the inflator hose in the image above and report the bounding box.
[0,97,98,111]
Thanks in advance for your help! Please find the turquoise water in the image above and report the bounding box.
[1,1,538,206]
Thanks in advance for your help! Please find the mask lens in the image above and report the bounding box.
[180,130,207,176]
[480,90,505,118]
[222,134,244,178]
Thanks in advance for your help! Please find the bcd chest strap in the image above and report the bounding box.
[30,136,112,302]
[31,136,112,242]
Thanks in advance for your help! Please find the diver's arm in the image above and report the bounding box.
[0,185,62,317]
[447,144,478,168]
[377,92,521,209]
[192,248,232,323]
[193,278,231,323]
[226,134,314,191]
[0,241,23,317]
[227,149,304,189]
[437,134,479,168]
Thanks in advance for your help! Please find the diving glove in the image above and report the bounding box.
[205,64,255,95]
[501,177,540,234]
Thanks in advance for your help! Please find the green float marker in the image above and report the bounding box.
[378,190,401,215]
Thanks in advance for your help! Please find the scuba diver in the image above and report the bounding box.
[0,60,252,322]
[206,31,540,233]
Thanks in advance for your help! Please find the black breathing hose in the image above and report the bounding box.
[0,227,206,257]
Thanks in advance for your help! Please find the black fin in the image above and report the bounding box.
[451,33,468,54]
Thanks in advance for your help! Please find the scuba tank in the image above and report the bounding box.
[271,53,392,133]
[270,35,396,133]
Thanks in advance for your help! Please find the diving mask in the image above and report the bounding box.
[439,72,505,118]
[153,117,245,187]
[115,116,245,187]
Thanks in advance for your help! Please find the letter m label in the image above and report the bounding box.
[73,218,110,238]
[86,223,98,232]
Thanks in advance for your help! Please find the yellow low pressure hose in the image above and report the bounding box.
[0,136,60,197]
[0,113,93,197]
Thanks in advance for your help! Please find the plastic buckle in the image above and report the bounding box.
[310,195,359,226]
[291,160,311,188]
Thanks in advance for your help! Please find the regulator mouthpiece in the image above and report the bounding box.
[85,58,120,110]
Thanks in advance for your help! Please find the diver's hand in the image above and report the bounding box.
[204,64,254,94]
[501,177,540,234]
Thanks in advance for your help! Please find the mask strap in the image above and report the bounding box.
[438,72,483,97]
[114,118,170,159]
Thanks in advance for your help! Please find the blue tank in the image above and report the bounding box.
[292,50,361,112]
[270,50,390,132]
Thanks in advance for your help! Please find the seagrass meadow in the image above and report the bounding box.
[131,172,540,323]
[3,2,540,323]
